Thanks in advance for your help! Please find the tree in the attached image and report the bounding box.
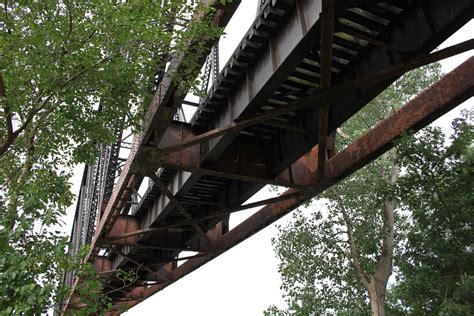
[392,110,474,314]
[0,1,223,314]
[265,64,443,315]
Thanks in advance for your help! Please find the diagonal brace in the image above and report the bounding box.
[150,173,214,245]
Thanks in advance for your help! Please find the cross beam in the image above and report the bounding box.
[137,128,316,190]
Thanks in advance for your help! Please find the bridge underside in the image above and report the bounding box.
[64,0,474,313]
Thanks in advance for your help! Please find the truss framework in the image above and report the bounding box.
[62,0,474,313]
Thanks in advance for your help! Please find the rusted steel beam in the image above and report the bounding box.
[260,120,309,134]
[159,40,473,156]
[351,39,473,89]
[100,242,202,253]
[136,124,315,189]
[148,253,211,266]
[317,0,335,179]
[160,160,310,190]
[118,57,474,309]
[143,149,311,189]
[327,56,474,180]
[102,226,186,243]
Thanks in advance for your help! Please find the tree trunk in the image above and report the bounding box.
[368,279,387,316]
[336,161,398,316]
[367,163,398,316]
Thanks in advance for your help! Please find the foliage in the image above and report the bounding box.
[393,110,474,314]
[0,0,224,313]
[266,64,444,315]
[65,262,113,316]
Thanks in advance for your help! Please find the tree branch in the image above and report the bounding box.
[0,53,118,157]
[104,265,141,296]
[331,187,371,290]
[65,1,73,39]
[0,72,15,154]
[6,123,37,231]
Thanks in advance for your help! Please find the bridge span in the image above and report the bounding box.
[63,0,474,313]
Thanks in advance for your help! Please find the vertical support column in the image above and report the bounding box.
[317,0,335,179]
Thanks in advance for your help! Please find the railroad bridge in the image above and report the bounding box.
[63,0,474,313]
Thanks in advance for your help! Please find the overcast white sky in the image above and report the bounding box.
[63,2,473,315]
